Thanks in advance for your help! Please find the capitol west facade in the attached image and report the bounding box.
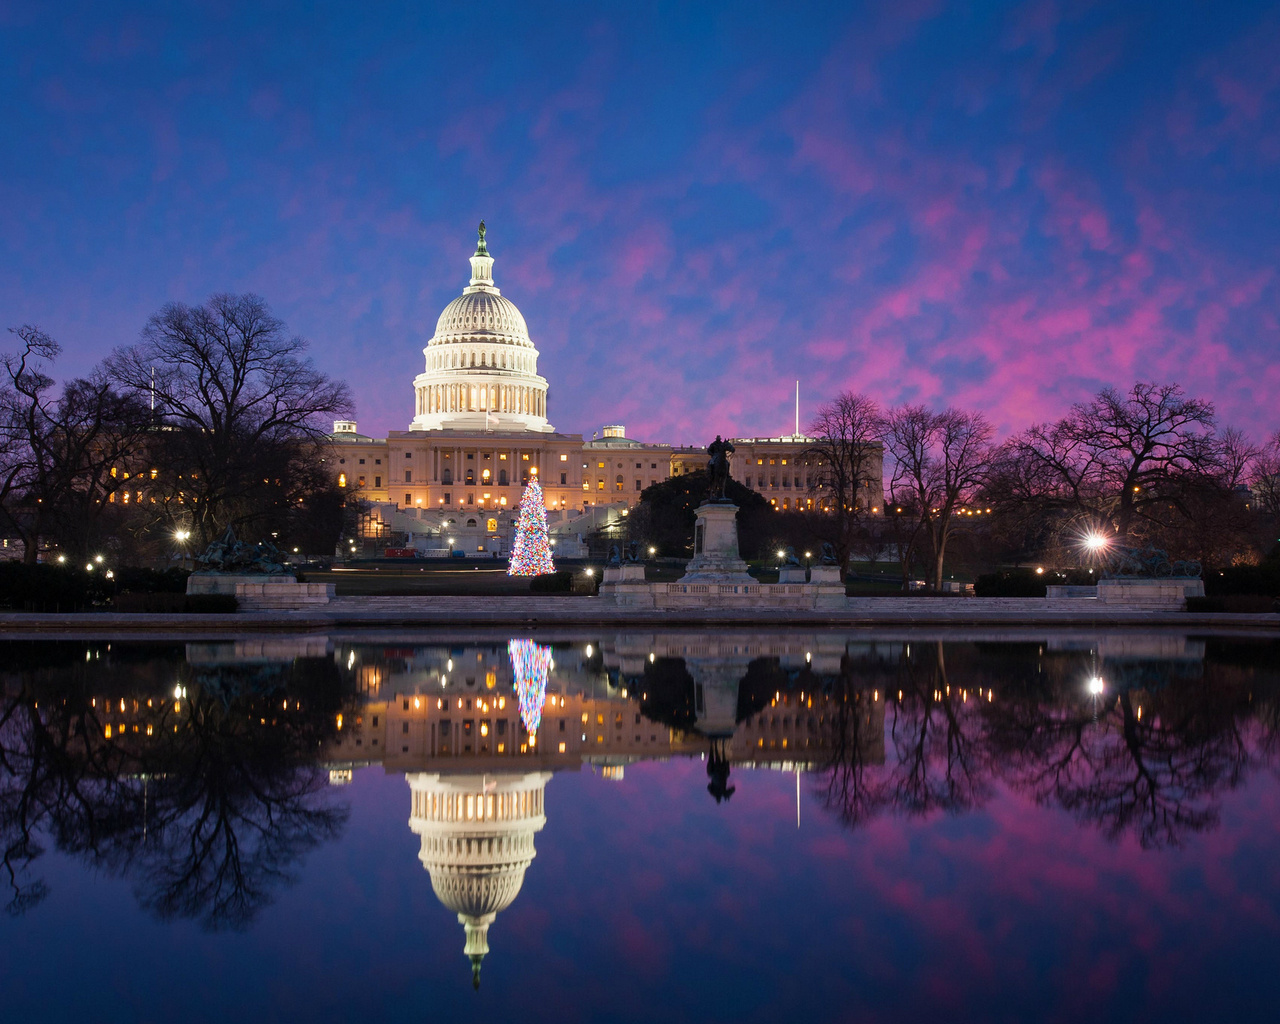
[331,226,883,554]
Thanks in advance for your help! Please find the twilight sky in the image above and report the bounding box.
[2,1,1278,443]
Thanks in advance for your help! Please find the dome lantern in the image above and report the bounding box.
[469,221,495,289]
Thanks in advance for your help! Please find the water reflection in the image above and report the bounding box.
[2,630,1279,994]
[0,640,349,925]
[407,769,549,990]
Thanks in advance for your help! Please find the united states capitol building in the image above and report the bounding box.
[330,225,883,556]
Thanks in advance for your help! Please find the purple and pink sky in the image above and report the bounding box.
[2,1,1278,443]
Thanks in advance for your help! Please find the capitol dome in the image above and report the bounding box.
[407,771,551,989]
[410,223,554,432]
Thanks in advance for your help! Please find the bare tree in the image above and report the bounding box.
[1254,430,1280,521]
[1005,383,1220,546]
[883,405,993,590]
[107,294,351,544]
[803,392,884,575]
[0,327,150,563]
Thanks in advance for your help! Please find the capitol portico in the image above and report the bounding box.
[330,224,884,556]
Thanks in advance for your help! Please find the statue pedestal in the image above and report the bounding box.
[1096,577,1203,610]
[778,566,807,584]
[601,564,646,584]
[598,563,651,605]
[807,564,846,609]
[187,572,334,610]
[679,503,751,583]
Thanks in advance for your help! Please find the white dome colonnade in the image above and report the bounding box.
[407,770,551,989]
[410,222,554,433]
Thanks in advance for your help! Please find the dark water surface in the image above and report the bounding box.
[2,631,1278,1024]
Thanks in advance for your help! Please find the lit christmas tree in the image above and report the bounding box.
[507,477,556,576]
[508,639,552,736]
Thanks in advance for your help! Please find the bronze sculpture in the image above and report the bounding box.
[706,435,735,503]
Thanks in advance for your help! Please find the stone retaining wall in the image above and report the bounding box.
[187,573,335,610]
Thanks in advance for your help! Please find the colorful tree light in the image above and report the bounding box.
[507,478,555,576]
[508,639,552,735]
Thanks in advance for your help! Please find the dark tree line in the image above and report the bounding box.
[800,381,1277,586]
[1,294,353,565]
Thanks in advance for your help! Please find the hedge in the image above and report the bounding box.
[0,562,223,613]
[529,571,573,593]
[111,592,238,613]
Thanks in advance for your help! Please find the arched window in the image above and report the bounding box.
[442,469,453,485]
[615,475,624,491]
[499,469,508,486]
[486,518,498,532]
[466,518,477,527]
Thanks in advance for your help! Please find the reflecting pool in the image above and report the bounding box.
[2,630,1279,1023]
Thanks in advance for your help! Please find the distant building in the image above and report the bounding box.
[328,227,884,553]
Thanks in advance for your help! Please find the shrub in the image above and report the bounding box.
[112,592,187,613]
[571,572,600,595]
[1203,558,1280,598]
[1187,595,1279,613]
[185,594,239,613]
[974,569,1047,597]
[111,592,238,613]
[111,566,191,594]
[529,571,573,593]
[0,562,104,611]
